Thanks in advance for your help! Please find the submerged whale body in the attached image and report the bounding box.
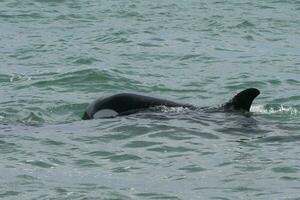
[82,88,260,120]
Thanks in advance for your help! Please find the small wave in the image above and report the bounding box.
[235,20,255,28]
[29,68,141,92]
[0,102,87,126]
[257,135,300,143]
[251,105,298,115]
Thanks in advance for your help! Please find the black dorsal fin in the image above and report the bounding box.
[223,88,260,111]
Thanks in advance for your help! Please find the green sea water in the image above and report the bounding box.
[1,0,300,199]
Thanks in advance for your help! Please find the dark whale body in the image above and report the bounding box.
[82,88,260,120]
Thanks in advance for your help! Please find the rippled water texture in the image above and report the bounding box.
[0,0,300,199]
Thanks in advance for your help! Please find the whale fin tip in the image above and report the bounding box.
[224,88,260,111]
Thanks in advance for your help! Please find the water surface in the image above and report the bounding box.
[1,0,300,199]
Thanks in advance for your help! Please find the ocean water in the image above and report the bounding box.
[1,0,300,199]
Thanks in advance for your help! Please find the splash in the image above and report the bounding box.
[251,105,299,116]
[153,105,191,113]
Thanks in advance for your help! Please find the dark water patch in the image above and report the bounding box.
[138,42,162,47]
[74,159,101,168]
[56,13,100,22]
[286,79,300,86]
[78,183,111,191]
[35,0,67,3]
[40,138,66,146]
[179,54,205,61]
[217,161,234,167]
[23,160,55,168]
[243,35,254,40]
[192,186,222,191]
[0,12,45,20]
[214,47,243,53]
[257,135,300,143]
[94,32,132,44]
[20,135,41,142]
[178,165,206,173]
[100,192,131,200]
[234,20,255,29]
[0,140,19,154]
[16,174,37,181]
[280,176,299,181]
[257,5,276,9]
[124,141,163,148]
[267,79,282,86]
[231,186,262,192]
[86,150,115,157]
[135,192,181,200]
[0,74,11,82]
[175,38,190,42]
[0,191,20,198]
[272,166,299,173]
[16,174,45,188]
[48,157,64,165]
[53,187,68,195]
[235,165,263,172]
[106,154,141,162]
[210,197,231,200]
[200,151,216,156]
[150,37,165,42]
[73,57,99,65]
[148,145,193,153]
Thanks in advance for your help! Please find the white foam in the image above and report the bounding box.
[251,105,298,115]
[155,106,191,113]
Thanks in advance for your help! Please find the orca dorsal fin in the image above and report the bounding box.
[223,88,260,111]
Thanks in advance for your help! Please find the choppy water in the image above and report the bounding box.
[1,0,300,199]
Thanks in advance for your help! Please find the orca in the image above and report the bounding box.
[82,88,260,120]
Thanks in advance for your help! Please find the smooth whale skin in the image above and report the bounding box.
[82,88,260,120]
